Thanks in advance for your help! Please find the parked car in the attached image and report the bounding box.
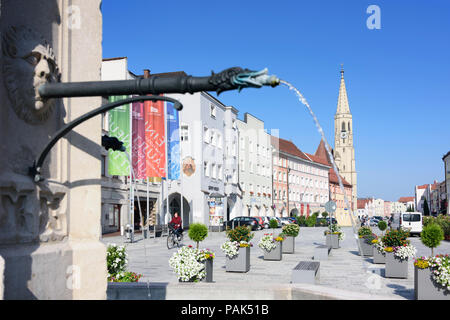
[223,216,263,231]
[369,218,380,227]
[261,216,273,229]
[280,217,293,226]
[254,216,265,230]
[287,217,297,224]
[391,212,423,236]
[326,217,337,225]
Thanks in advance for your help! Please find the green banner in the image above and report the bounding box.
[108,95,131,176]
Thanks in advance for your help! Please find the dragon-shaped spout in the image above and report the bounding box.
[231,68,280,92]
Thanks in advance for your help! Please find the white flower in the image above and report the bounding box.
[258,235,278,252]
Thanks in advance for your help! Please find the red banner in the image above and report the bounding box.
[144,99,166,178]
[132,101,146,179]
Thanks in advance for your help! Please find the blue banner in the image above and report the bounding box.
[166,102,180,180]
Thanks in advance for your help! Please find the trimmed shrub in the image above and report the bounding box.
[226,225,254,243]
[269,218,279,229]
[377,220,387,234]
[421,223,444,256]
[188,223,208,249]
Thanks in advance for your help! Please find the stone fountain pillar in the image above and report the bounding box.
[0,0,107,299]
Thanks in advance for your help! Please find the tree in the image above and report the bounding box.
[421,223,444,256]
[406,205,414,212]
[188,223,208,249]
[423,199,430,216]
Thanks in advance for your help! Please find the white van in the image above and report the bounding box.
[391,212,422,235]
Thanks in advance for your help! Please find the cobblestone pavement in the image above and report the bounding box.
[101,226,450,300]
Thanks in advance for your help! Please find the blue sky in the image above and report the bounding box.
[102,0,450,201]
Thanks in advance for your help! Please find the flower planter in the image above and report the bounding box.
[414,266,450,300]
[385,252,408,278]
[372,249,385,264]
[202,259,213,283]
[226,246,250,273]
[326,233,339,249]
[282,236,295,254]
[263,241,282,261]
[358,238,373,257]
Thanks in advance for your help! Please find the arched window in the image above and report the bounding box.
[348,122,351,132]
[342,121,346,131]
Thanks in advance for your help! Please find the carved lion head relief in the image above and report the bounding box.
[2,25,61,125]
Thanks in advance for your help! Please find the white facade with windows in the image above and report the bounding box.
[237,113,273,217]
[166,91,240,230]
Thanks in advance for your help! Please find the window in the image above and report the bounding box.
[240,159,245,171]
[218,165,223,180]
[240,137,245,150]
[101,155,106,176]
[211,164,216,179]
[203,126,209,143]
[204,161,209,177]
[217,133,222,148]
[181,124,189,142]
[210,130,215,145]
[210,104,216,118]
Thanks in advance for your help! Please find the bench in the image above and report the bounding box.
[291,261,320,284]
[314,245,332,261]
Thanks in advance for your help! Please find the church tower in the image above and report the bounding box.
[334,66,357,211]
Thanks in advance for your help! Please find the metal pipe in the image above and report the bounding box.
[38,67,280,99]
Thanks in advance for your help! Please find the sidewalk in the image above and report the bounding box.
[101,226,449,300]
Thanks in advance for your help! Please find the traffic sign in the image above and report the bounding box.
[325,201,337,213]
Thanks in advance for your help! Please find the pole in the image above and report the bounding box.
[129,97,134,242]
[164,101,170,223]
[147,177,150,238]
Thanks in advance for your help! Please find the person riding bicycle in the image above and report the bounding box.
[169,212,183,239]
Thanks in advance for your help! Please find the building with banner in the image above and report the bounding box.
[165,91,241,230]
[237,113,274,217]
[101,58,161,235]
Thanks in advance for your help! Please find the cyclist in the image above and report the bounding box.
[169,212,183,239]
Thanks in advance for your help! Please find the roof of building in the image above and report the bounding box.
[271,136,310,161]
[417,184,429,190]
[329,167,352,187]
[102,57,127,61]
[398,196,415,203]
[357,198,371,209]
[304,153,331,167]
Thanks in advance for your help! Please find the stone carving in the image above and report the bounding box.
[0,181,67,244]
[2,25,60,125]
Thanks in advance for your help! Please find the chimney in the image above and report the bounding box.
[143,69,151,79]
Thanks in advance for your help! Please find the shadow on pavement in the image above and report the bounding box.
[386,284,414,300]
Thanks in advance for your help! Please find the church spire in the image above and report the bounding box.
[336,64,350,114]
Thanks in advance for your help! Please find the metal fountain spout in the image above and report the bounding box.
[231,68,280,92]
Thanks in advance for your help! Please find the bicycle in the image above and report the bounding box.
[167,224,183,249]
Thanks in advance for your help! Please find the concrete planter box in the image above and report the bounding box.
[414,266,450,300]
[326,233,339,249]
[385,252,408,278]
[263,242,282,261]
[359,238,373,256]
[226,246,250,273]
[372,249,385,264]
[282,236,295,254]
[201,259,213,283]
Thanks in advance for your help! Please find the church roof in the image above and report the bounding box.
[314,139,332,164]
[336,66,351,114]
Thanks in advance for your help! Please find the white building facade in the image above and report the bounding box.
[166,91,241,230]
[237,113,273,217]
